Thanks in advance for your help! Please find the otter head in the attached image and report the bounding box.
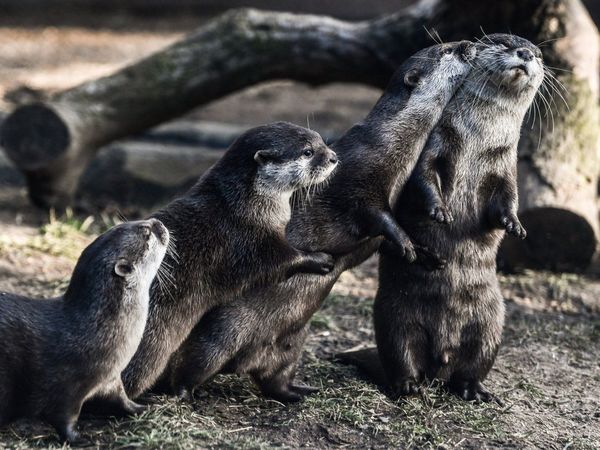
[111,219,170,291]
[251,121,338,193]
[65,219,169,306]
[392,40,476,103]
[468,34,544,108]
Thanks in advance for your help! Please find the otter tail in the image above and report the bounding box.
[335,346,387,388]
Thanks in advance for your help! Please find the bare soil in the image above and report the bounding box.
[0,15,598,450]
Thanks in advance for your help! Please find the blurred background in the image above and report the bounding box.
[0,1,599,448]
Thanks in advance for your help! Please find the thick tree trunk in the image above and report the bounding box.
[0,0,598,270]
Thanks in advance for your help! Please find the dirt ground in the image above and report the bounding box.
[0,14,599,450]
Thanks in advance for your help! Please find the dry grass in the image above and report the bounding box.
[0,221,598,449]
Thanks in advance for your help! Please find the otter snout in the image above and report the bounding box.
[139,218,169,246]
[148,219,169,246]
[306,144,338,184]
[325,148,338,166]
[516,47,534,62]
[313,146,338,169]
[458,41,476,61]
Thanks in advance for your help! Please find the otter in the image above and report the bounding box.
[166,41,476,402]
[0,219,169,442]
[122,122,338,398]
[374,34,544,402]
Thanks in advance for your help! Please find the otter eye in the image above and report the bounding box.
[443,47,453,55]
[303,149,314,158]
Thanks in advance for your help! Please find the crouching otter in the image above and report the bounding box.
[0,219,169,442]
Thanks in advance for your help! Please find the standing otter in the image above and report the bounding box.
[122,122,338,398]
[167,41,476,402]
[374,34,544,401]
[0,219,169,442]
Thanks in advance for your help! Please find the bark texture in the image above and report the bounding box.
[0,0,598,270]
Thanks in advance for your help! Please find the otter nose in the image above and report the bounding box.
[140,223,152,239]
[459,41,476,61]
[147,218,166,241]
[516,48,534,62]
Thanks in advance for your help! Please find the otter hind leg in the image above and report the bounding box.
[447,379,503,405]
[446,312,503,405]
[376,327,428,400]
[102,379,147,416]
[81,378,146,418]
[253,356,318,404]
[171,345,235,402]
[171,309,245,401]
[253,370,306,403]
[44,398,85,444]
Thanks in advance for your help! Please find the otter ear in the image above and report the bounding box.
[404,69,421,87]
[254,150,277,166]
[115,258,133,278]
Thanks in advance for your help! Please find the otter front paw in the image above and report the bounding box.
[501,214,526,239]
[430,205,453,224]
[303,252,335,275]
[414,245,446,270]
[387,239,417,263]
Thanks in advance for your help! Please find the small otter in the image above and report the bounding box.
[375,34,544,401]
[122,122,338,398]
[0,219,169,442]
[168,41,476,402]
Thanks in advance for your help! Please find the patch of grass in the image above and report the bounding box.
[515,379,545,400]
[322,293,374,318]
[299,356,506,449]
[310,311,334,331]
[0,209,96,261]
[0,209,127,261]
[107,399,274,449]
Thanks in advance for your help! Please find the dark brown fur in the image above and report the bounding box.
[167,41,476,402]
[375,34,544,402]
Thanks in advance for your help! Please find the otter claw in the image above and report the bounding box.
[391,378,420,399]
[414,245,446,271]
[404,245,417,263]
[430,206,453,224]
[307,252,335,274]
[501,215,526,239]
[449,380,503,405]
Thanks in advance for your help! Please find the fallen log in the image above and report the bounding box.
[0,7,402,208]
[0,0,598,271]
